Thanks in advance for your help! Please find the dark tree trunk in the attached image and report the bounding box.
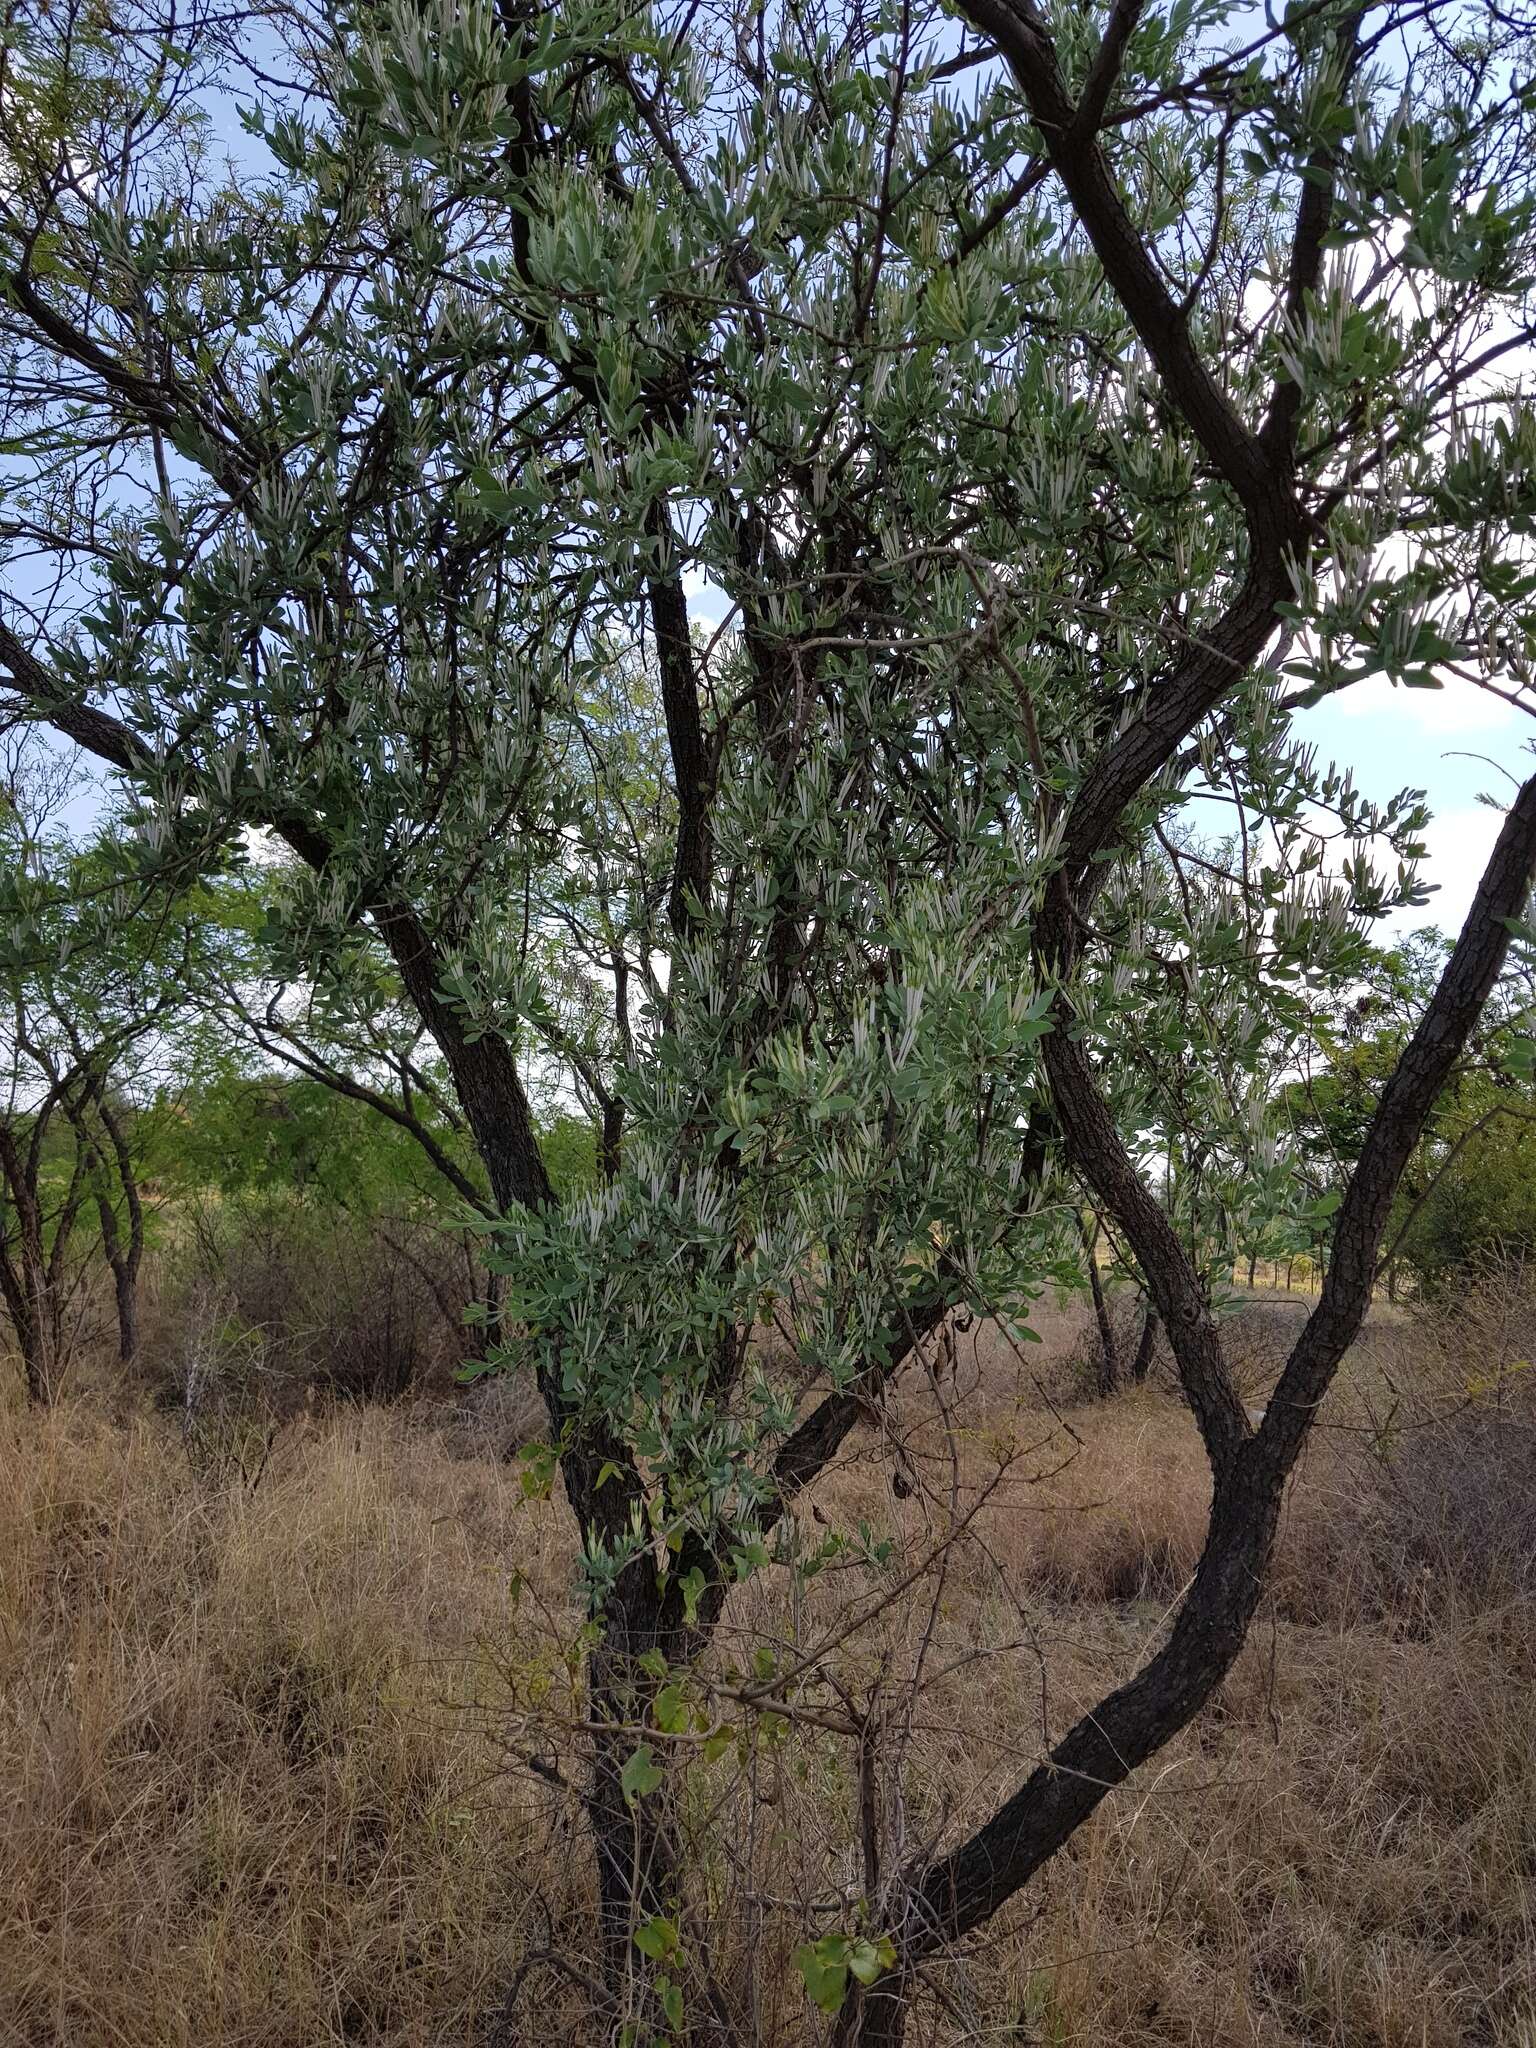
[575,1547,739,2031]
[481,1265,503,1342]
[94,1181,139,1367]
[832,1973,909,2048]
[56,1089,143,1372]
[9,1300,53,1404]
[1,1126,71,1402]
[1130,1303,1159,1384]
[380,958,692,2005]
[7,1248,63,1403]
[588,1661,683,1975]
[1082,1212,1119,1396]
[600,1099,624,1185]
[95,1098,143,1366]
[106,1228,140,1365]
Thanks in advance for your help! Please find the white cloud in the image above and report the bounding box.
[681,569,731,625]
[1325,669,1520,738]
[1400,802,1506,933]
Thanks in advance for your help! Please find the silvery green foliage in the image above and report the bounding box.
[2,0,1534,1583]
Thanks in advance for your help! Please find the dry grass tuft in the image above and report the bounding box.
[3,1282,1535,2046]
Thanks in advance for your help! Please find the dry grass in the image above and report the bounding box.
[3,1289,1535,2047]
[0,1400,582,2048]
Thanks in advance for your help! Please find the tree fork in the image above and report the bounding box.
[836,771,1536,2045]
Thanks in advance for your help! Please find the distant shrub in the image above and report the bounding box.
[1344,1258,1536,1616]
[165,1197,477,1410]
[1371,1401,1536,1608]
[1397,1117,1536,1298]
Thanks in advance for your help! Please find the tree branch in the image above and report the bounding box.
[875,769,1536,1977]
[953,0,1293,537]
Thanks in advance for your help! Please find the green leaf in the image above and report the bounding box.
[634,1915,681,1962]
[678,1565,706,1624]
[793,1941,850,2015]
[654,1683,689,1733]
[847,1936,896,1985]
[620,1744,665,1806]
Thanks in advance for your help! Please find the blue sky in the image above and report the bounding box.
[1298,675,1531,936]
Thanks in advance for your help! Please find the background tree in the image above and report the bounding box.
[1281,929,1536,1295]
[0,736,203,1392]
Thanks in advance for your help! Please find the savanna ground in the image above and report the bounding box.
[3,1272,1535,2048]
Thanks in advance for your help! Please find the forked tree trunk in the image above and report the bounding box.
[4,23,1527,2022]
[831,773,1536,2048]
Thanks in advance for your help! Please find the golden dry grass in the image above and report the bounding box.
[3,1297,1534,2047]
[0,1402,584,2047]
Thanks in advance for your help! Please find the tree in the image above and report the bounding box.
[3,0,1536,2033]
[1280,930,1536,1295]
[1396,1102,1536,1287]
[0,737,202,1391]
